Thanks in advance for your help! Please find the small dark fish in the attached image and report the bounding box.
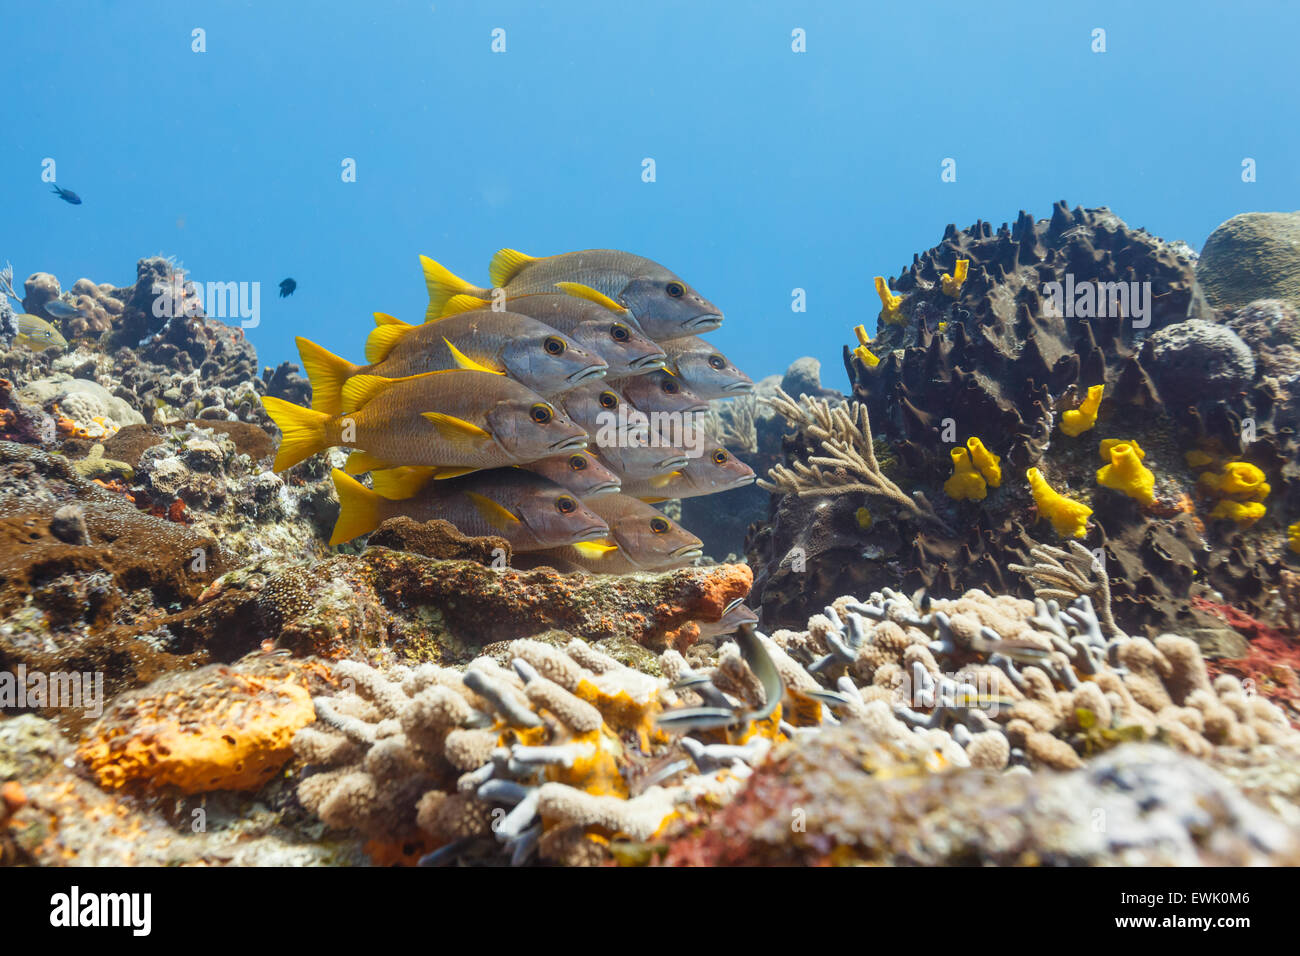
[50,185,81,205]
[279,278,297,298]
[42,300,82,320]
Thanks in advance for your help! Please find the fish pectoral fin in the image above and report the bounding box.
[344,450,397,474]
[571,540,618,559]
[553,282,627,315]
[637,497,668,504]
[437,295,489,319]
[648,470,682,489]
[443,338,504,374]
[369,465,437,499]
[488,248,538,288]
[465,491,521,529]
[420,412,492,446]
[364,322,414,364]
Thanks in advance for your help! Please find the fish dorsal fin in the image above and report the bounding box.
[365,322,415,364]
[649,470,682,489]
[553,281,627,314]
[572,540,619,559]
[421,411,492,446]
[439,294,490,318]
[341,374,398,412]
[341,370,456,413]
[489,248,538,288]
[466,491,520,530]
[373,311,412,328]
[443,338,504,375]
[369,465,438,499]
[344,450,397,475]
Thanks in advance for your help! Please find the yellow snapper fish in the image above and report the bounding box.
[516,449,621,497]
[296,312,605,417]
[659,336,753,399]
[421,249,723,340]
[329,467,609,549]
[10,314,68,351]
[366,448,621,500]
[559,383,689,480]
[261,369,588,474]
[617,369,709,415]
[620,445,756,501]
[535,494,703,574]
[441,286,667,378]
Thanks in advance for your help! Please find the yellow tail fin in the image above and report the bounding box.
[329,469,388,546]
[421,255,486,321]
[365,323,415,364]
[262,396,331,472]
[296,337,360,417]
[489,248,539,288]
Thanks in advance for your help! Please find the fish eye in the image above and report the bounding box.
[661,379,679,394]
[712,448,728,464]
[529,403,554,424]
[544,336,567,356]
[649,517,670,534]
[555,496,578,514]
[598,391,618,409]
[568,454,588,471]
[610,324,630,343]
[666,282,685,298]
[708,354,726,369]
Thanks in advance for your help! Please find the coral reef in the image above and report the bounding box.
[1197,211,1300,312]
[747,202,1299,638]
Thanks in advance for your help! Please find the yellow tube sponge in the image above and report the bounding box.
[1096,440,1155,506]
[965,436,1002,488]
[874,277,905,325]
[1099,437,1144,462]
[941,259,968,297]
[944,447,987,501]
[1060,384,1104,437]
[1289,520,1300,555]
[1209,499,1266,527]
[1217,462,1270,501]
[1026,467,1092,538]
[852,324,880,368]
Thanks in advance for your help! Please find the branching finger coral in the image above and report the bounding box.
[1008,541,1122,639]
[757,388,953,534]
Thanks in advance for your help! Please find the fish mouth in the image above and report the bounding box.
[684,313,723,332]
[628,353,668,372]
[550,436,589,453]
[573,525,612,541]
[723,474,757,491]
[567,364,608,384]
[585,480,621,496]
[670,545,704,560]
[722,381,754,393]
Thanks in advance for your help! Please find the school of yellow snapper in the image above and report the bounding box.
[261,248,757,572]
